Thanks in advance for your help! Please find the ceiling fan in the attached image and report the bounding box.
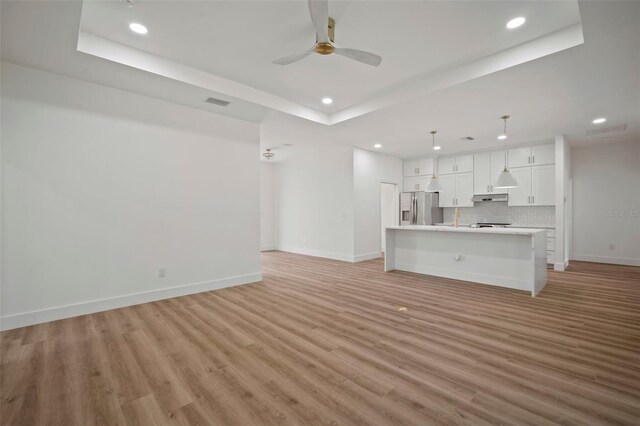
[273,0,382,67]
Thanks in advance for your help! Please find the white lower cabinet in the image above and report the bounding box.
[508,165,555,206]
[438,172,473,207]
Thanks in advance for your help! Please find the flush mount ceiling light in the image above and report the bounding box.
[506,17,526,29]
[322,97,333,105]
[592,117,607,124]
[262,148,275,160]
[374,143,382,148]
[494,115,518,189]
[426,130,442,192]
[129,23,148,34]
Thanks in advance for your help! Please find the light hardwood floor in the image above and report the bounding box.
[2,252,640,425]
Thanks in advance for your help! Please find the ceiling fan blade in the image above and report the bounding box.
[273,50,314,65]
[333,47,382,67]
[308,0,329,43]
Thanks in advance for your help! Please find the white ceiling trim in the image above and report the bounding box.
[78,24,583,127]
[328,24,584,125]
[77,31,330,125]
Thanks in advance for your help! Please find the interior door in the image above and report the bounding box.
[438,175,456,207]
[532,164,555,205]
[507,167,532,206]
[455,172,474,207]
[473,152,491,194]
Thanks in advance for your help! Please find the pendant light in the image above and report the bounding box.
[494,115,518,189]
[425,130,441,192]
[262,148,275,160]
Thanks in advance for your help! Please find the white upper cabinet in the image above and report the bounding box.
[438,157,457,175]
[508,144,555,168]
[403,176,418,192]
[404,157,434,177]
[490,151,507,194]
[473,152,491,195]
[403,160,419,177]
[438,175,456,207]
[418,157,434,176]
[508,146,533,168]
[438,173,473,207]
[438,155,473,175]
[508,164,555,206]
[507,167,533,206]
[456,155,474,173]
[531,144,555,166]
[532,164,555,205]
[474,151,507,194]
[455,172,474,207]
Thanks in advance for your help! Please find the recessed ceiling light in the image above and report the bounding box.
[322,97,333,105]
[433,145,441,150]
[129,23,148,34]
[374,143,382,148]
[506,17,526,29]
[497,134,507,140]
[592,117,606,124]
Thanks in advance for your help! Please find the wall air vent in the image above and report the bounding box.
[586,124,626,137]
[460,136,475,141]
[204,97,231,107]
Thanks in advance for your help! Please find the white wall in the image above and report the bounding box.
[1,63,261,329]
[353,149,403,260]
[554,135,572,270]
[274,144,355,261]
[260,162,277,251]
[571,140,640,266]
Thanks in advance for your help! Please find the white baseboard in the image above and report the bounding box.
[394,262,533,294]
[260,245,278,252]
[553,261,569,272]
[354,252,382,262]
[1,272,262,331]
[277,246,356,263]
[571,254,640,267]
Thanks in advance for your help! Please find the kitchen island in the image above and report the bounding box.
[385,225,547,296]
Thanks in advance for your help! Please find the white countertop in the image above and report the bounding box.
[387,225,546,236]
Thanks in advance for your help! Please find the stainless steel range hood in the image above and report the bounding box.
[471,193,509,203]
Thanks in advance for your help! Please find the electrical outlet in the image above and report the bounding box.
[158,268,166,278]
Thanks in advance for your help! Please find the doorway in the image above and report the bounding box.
[380,182,398,253]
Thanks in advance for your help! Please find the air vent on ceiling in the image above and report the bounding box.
[586,124,626,137]
[460,136,475,141]
[204,97,231,107]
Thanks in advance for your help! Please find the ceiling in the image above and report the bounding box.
[79,0,581,115]
[2,1,639,161]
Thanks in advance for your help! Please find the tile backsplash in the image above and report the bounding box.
[443,202,555,227]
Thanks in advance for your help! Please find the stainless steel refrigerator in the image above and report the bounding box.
[400,191,443,226]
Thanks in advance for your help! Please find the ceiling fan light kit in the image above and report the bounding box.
[273,0,382,67]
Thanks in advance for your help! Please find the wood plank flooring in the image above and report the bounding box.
[2,252,640,425]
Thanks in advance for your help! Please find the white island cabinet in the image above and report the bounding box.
[385,226,547,296]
